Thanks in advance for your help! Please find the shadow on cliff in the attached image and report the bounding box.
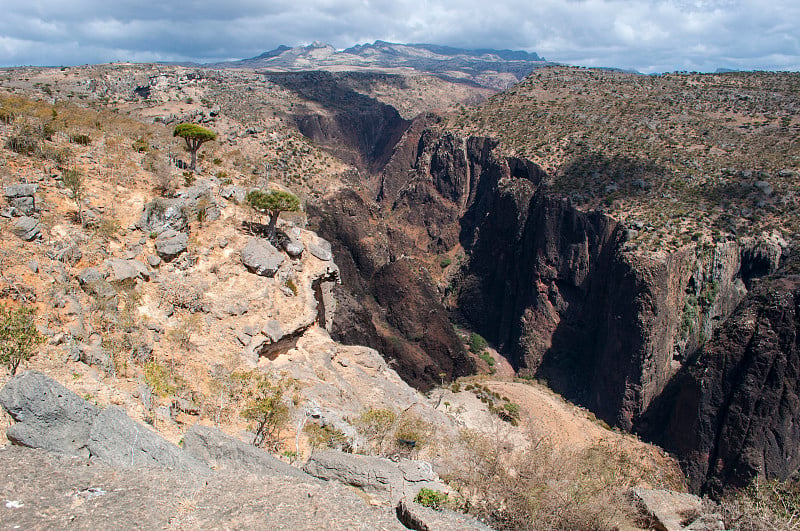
[264,71,410,173]
[637,253,800,495]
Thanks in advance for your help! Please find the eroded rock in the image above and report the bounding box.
[242,237,284,277]
[0,372,99,457]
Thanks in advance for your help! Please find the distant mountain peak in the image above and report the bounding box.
[214,41,552,90]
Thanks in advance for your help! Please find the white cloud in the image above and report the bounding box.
[0,0,797,72]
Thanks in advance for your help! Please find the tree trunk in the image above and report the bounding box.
[267,210,279,241]
[190,148,197,172]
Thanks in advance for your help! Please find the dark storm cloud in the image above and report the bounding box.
[1,0,798,72]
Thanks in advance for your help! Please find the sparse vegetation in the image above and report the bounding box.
[0,305,44,375]
[415,487,449,510]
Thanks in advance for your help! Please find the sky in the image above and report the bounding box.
[0,0,798,73]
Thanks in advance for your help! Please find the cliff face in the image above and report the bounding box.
[265,72,410,172]
[639,257,800,494]
[313,121,794,490]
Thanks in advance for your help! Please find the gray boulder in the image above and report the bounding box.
[4,183,37,215]
[283,239,304,258]
[77,268,117,308]
[78,344,113,374]
[87,406,209,473]
[183,424,311,480]
[155,229,188,261]
[629,487,704,531]
[138,198,187,234]
[242,238,284,277]
[108,259,150,282]
[47,241,82,265]
[12,216,41,241]
[308,236,333,261]
[0,371,99,457]
[303,450,448,504]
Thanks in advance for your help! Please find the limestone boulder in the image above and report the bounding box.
[241,238,284,277]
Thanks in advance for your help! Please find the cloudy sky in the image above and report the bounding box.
[1,0,798,73]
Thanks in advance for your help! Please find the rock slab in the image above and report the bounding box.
[242,237,284,277]
[155,229,188,261]
[183,424,311,479]
[0,372,99,457]
[303,449,448,504]
[87,406,208,473]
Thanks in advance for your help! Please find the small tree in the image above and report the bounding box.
[245,189,301,240]
[0,305,44,375]
[62,168,84,226]
[173,123,216,172]
[240,373,293,450]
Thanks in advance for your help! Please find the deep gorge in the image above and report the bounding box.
[301,98,796,493]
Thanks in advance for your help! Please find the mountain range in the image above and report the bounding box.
[206,40,552,89]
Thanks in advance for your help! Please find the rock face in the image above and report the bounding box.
[0,372,99,457]
[264,71,410,172]
[87,406,208,473]
[303,449,448,504]
[639,257,800,494]
[138,197,188,234]
[241,237,284,277]
[315,122,796,492]
[183,424,311,479]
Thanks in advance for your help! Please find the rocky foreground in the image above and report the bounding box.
[0,371,490,530]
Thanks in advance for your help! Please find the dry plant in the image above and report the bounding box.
[444,428,681,531]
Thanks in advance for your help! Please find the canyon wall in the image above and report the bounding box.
[312,119,793,491]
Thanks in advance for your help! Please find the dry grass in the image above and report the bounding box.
[445,428,684,530]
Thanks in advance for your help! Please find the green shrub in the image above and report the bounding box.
[415,488,449,510]
[479,351,495,366]
[143,361,177,398]
[304,422,351,451]
[0,305,44,375]
[469,332,488,354]
[440,257,452,268]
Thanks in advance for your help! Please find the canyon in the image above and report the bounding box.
[0,56,798,520]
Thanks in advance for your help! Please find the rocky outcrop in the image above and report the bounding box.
[628,488,721,531]
[303,449,448,504]
[182,424,312,479]
[154,229,188,261]
[4,183,37,215]
[396,498,494,531]
[12,216,41,241]
[87,406,208,473]
[138,197,188,234]
[639,254,800,494]
[0,372,99,457]
[0,372,206,473]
